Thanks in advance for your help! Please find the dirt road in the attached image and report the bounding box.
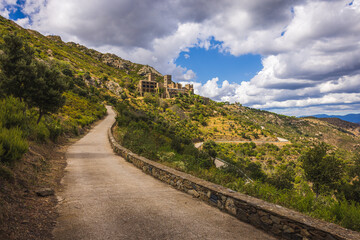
[53,106,276,240]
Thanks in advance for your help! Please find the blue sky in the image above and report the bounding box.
[8,0,25,20]
[175,40,263,85]
[1,0,360,116]
[1,0,26,21]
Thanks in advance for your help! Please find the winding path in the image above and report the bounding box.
[53,106,276,240]
[194,138,290,149]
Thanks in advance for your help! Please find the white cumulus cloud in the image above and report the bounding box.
[4,0,360,115]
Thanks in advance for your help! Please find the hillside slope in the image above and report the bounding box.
[0,16,161,99]
[1,16,360,235]
[1,15,359,152]
[316,118,360,136]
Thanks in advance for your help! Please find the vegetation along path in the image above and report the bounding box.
[53,106,276,240]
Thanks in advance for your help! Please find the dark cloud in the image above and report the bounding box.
[273,51,360,81]
[264,81,316,90]
[247,0,304,28]
[31,0,229,49]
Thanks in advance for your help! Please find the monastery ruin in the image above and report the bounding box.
[138,73,194,98]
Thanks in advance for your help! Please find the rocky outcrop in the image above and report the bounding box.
[46,35,62,43]
[105,80,123,96]
[100,54,161,77]
[100,53,132,70]
[84,78,97,87]
[64,40,161,77]
[137,65,161,77]
[46,49,53,57]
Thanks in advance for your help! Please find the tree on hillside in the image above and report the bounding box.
[339,147,360,202]
[350,146,360,179]
[268,163,295,190]
[300,142,344,198]
[28,61,67,123]
[0,33,67,123]
[0,33,36,101]
[202,140,217,158]
[245,162,267,182]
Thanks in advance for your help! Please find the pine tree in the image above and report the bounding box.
[0,33,36,102]
[202,140,217,158]
[301,142,344,197]
[28,61,67,123]
[0,33,67,123]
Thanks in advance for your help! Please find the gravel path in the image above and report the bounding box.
[53,106,276,240]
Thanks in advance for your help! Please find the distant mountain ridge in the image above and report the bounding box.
[307,114,360,124]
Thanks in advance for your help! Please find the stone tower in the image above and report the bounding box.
[148,73,156,82]
[164,75,172,88]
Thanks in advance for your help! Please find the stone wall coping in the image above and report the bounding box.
[108,125,360,240]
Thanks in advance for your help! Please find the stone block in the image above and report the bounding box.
[36,188,54,197]
[260,215,273,225]
[250,207,257,213]
[249,214,261,227]
[283,225,295,234]
[234,200,248,209]
[236,208,249,222]
[270,215,281,224]
[258,210,267,216]
[209,193,218,205]
[300,228,311,237]
[225,198,237,216]
[188,190,200,198]
[183,180,193,189]
[271,224,282,235]
[217,200,224,209]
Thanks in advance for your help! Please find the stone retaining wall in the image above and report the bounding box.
[108,126,360,240]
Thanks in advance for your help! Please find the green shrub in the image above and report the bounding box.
[157,151,175,162]
[171,136,183,153]
[203,140,217,158]
[300,142,344,197]
[245,162,267,181]
[197,151,214,169]
[339,180,360,203]
[267,164,295,190]
[330,200,360,231]
[72,125,80,136]
[46,119,64,142]
[0,96,27,129]
[0,127,28,163]
[30,122,50,143]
